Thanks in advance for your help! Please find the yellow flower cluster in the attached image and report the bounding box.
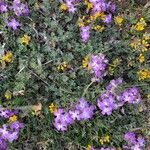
[20,34,30,45]
[132,18,147,31]
[92,25,105,32]
[82,56,89,68]
[49,103,57,114]
[77,12,106,32]
[138,53,145,63]
[130,33,149,52]
[86,144,92,150]
[99,135,110,145]
[2,51,13,63]
[137,69,150,81]
[59,3,68,11]
[57,61,68,71]
[4,90,12,100]
[114,15,124,26]
[9,115,18,122]
[84,0,93,10]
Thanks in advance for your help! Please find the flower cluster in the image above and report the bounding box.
[118,87,141,104]
[86,145,116,150]
[0,0,29,30]
[53,98,95,131]
[0,107,24,149]
[80,26,90,43]
[114,15,124,26]
[57,61,69,71]
[0,109,18,119]
[123,132,145,150]
[20,34,30,45]
[137,68,150,81]
[1,51,13,63]
[88,54,108,81]
[97,78,141,115]
[0,121,24,149]
[132,18,147,31]
[130,33,149,52]
[59,0,116,42]
[99,135,110,145]
[97,90,118,115]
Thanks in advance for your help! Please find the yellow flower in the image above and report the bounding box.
[78,22,85,27]
[2,51,13,63]
[59,3,68,11]
[99,12,106,20]
[143,33,150,41]
[90,12,105,21]
[84,0,93,10]
[99,135,110,145]
[9,115,17,122]
[20,34,30,45]
[133,18,147,31]
[57,61,68,71]
[138,54,145,63]
[112,58,121,67]
[86,144,92,150]
[108,66,114,75]
[130,39,141,49]
[147,94,150,100]
[49,103,57,114]
[137,69,150,80]
[4,90,12,100]
[93,25,104,32]
[141,40,149,52]
[77,17,85,27]
[82,56,89,68]
[114,16,124,26]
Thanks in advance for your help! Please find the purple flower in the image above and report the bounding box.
[53,98,95,131]
[11,0,29,16]
[6,18,21,30]
[97,91,117,115]
[10,121,24,132]
[6,131,18,143]
[118,87,141,104]
[110,3,116,13]
[0,109,18,119]
[93,2,102,12]
[100,148,116,150]
[53,117,68,131]
[68,4,76,13]
[54,109,64,118]
[124,132,145,150]
[106,78,123,91]
[65,0,76,13]
[0,2,7,13]
[124,132,136,144]
[106,2,116,13]
[80,26,90,43]
[69,109,80,120]
[104,14,112,23]
[75,98,95,120]
[0,125,9,140]
[89,54,108,81]
[62,112,74,125]
[0,137,7,150]
[79,105,95,120]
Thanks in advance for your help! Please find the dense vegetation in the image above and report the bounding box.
[0,0,150,149]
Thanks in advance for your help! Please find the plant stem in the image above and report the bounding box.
[82,80,95,98]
